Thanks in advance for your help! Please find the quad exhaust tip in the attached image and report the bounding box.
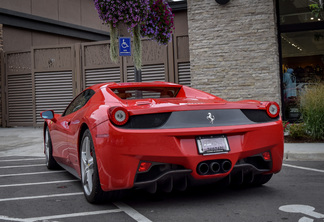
[197,162,209,175]
[210,162,220,173]
[222,160,232,172]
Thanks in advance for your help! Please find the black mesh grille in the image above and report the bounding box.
[241,109,279,123]
[118,112,172,129]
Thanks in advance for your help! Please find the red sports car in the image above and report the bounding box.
[41,82,283,203]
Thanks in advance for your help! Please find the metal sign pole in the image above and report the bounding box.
[134,68,142,82]
[119,37,141,82]
[134,67,142,98]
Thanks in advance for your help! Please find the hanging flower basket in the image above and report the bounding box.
[141,0,175,45]
[93,0,174,70]
[94,0,149,67]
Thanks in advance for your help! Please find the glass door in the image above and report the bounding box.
[278,0,324,122]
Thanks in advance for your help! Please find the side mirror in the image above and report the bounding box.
[40,110,54,120]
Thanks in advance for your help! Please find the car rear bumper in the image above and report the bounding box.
[92,120,283,191]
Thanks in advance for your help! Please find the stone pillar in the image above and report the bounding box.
[187,0,281,103]
[0,24,3,126]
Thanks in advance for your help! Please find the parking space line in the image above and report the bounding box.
[0,158,44,162]
[0,209,123,222]
[0,179,79,188]
[0,170,65,178]
[0,192,83,202]
[0,196,151,222]
[283,164,324,173]
[0,157,151,222]
[25,209,123,222]
[0,215,23,222]
[24,203,151,222]
[0,164,44,169]
[114,201,152,222]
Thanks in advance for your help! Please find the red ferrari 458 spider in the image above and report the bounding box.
[41,81,283,203]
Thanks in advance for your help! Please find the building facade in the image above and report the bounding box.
[188,0,280,102]
[1,0,323,127]
[279,0,324,121]
[0,0,189,127]
[0,0,109,127]
[187,0,324,122]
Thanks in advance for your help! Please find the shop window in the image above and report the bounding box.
[279,0,323,25]
[279,0,324,122]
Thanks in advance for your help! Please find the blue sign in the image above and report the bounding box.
[119,37,131,56]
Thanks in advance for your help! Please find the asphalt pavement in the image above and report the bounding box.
[0,127,323,221]
[0,127,323,160]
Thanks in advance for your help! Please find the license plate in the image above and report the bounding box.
[196,135,230,155]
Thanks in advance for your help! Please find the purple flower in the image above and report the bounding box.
[94,0,149,28]
[93,0,173,44]
[140,0,174,45]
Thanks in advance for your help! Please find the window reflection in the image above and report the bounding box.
[281,30,324,121]
[279,0,323,25]
[279,0,324,122]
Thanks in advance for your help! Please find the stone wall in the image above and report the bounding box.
[187,0,281,103]
[0,24,3,126]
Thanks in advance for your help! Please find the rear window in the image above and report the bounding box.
[110,87,181,100]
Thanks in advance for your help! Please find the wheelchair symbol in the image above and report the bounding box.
[121,39,129,49]
[279,204,324,222]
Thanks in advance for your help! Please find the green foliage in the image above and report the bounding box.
[309,3,322,18]
[282,121,289,130]
[94,0,175,69]
[309,3,320,10]
[283,121,290,136]
[133,25,142,71]
[289,123,307,139]
[300,84,324,140]
[109,23,119,63]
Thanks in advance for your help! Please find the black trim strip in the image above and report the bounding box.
[0,8,110,41]
[280,21,324,33]
[169,1,188,12]
[116,109,278,130]
[0,2,187,40]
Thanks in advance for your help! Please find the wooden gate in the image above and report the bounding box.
[81,38,176,88]
[3,36,190,127]
[33,45,76,125]
[82,41,123,88]
[5,51,33,127]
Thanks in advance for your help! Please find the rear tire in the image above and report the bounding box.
[80,129,105,203]
[251,174,273,186]
[44,126,60,170]
[80,129,123,203]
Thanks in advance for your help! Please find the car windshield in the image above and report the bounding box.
[110,87,181,100]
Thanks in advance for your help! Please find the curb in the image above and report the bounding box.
[284,143,324,161]
[284,152,324,161]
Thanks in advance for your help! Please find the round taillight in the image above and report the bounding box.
[266,102,280,118]
[109,107,129,126]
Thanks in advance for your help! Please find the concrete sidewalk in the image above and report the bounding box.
[284,143,324,161]
[0,127,44,157]
[0,127,323,160]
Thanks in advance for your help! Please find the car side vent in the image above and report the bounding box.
[241,109,279,123]
[118,112,172,129]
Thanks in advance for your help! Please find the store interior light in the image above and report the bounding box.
[281,35,303,52]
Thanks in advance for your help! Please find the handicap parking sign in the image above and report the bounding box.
[119,37,131,56]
